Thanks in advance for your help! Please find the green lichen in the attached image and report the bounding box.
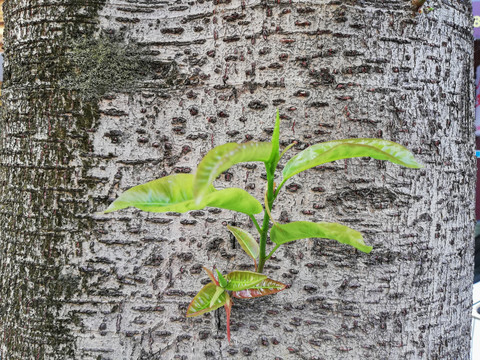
[62,34,151,101]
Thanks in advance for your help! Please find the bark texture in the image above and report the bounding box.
[0,0,475,359]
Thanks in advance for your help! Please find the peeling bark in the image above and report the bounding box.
[0,1,475,359]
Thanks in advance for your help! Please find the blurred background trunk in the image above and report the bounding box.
[0,0,474,359]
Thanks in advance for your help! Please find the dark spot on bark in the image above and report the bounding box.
[224,13,246,22]
[279,211,290,223]
[180,219,197,225]
[172,126,186,134]
[199,330,210,340]
[226,130,240,137]
[161,27,184,34]
[298,7,315,13]
[174,167,192,174]
[272,99,286,106]
[310,102,329,108]
[225,54,238,62]
[304,285,318,293]
[207,237,224,251]
[177,334,191,341]
[259,47,271,55]
[116,17,140,23]
[144,252,164,266]
[169,5,189,11]
[269,62,283,69]
[171,117,187,124]
[145,217,172,224]
[165,289,185,297]
[286,183,301,192]
[104,130,123,143]
[224,35,241,42]
[242,347,253,356]
[248,100,268,110]
[293,90,310,97]
[177,252,193,261]
[295,20,311,27]
[260,336,269,346]
[186,133,208,140]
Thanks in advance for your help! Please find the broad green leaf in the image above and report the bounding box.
[224,271,267,292]
[282,139,423,182]
[267,110,281,166]
[270,221,372,253]
[203,187,263,215]
[232,278,287,299]
[103,174,262,215]
[227,225,259,267]
[186,283,227,317]
[209,286,225,307]
[216,270,228,288]
[194,142,272,202]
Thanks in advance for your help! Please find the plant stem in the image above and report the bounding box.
[257,170,275,273]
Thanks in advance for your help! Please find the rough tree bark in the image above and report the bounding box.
[0,0,474,359]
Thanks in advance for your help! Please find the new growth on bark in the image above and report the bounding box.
[104,111,422,341]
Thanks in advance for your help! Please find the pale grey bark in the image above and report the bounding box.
[0,0,474,359]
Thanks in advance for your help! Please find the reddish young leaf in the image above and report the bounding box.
[203,266,219,286]
[232,278,287,299]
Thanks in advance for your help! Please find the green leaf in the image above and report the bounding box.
[227,225,259,267]
[232,278,287,299]
[194,142,272,202]
[282,138,423,182]
[225,271,267,292]
[203,187,263,215]
[103,174,262,215]
[209,286,225,307]
[216,270,228,288]
[270,221,372,253]
[186,283,227,317]
[267,110,281,167]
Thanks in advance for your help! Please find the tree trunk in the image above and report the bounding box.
[0,1,474,359]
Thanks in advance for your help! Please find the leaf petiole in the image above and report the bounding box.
[273,178,287,201]
[249,214,261,234]
[265,244,280,260]
[279,141,297,161]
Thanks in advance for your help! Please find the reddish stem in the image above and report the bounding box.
[224,297,233,343]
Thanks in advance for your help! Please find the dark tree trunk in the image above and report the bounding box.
[0,1,474,359]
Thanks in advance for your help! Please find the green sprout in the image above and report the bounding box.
[103,111,422,342]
